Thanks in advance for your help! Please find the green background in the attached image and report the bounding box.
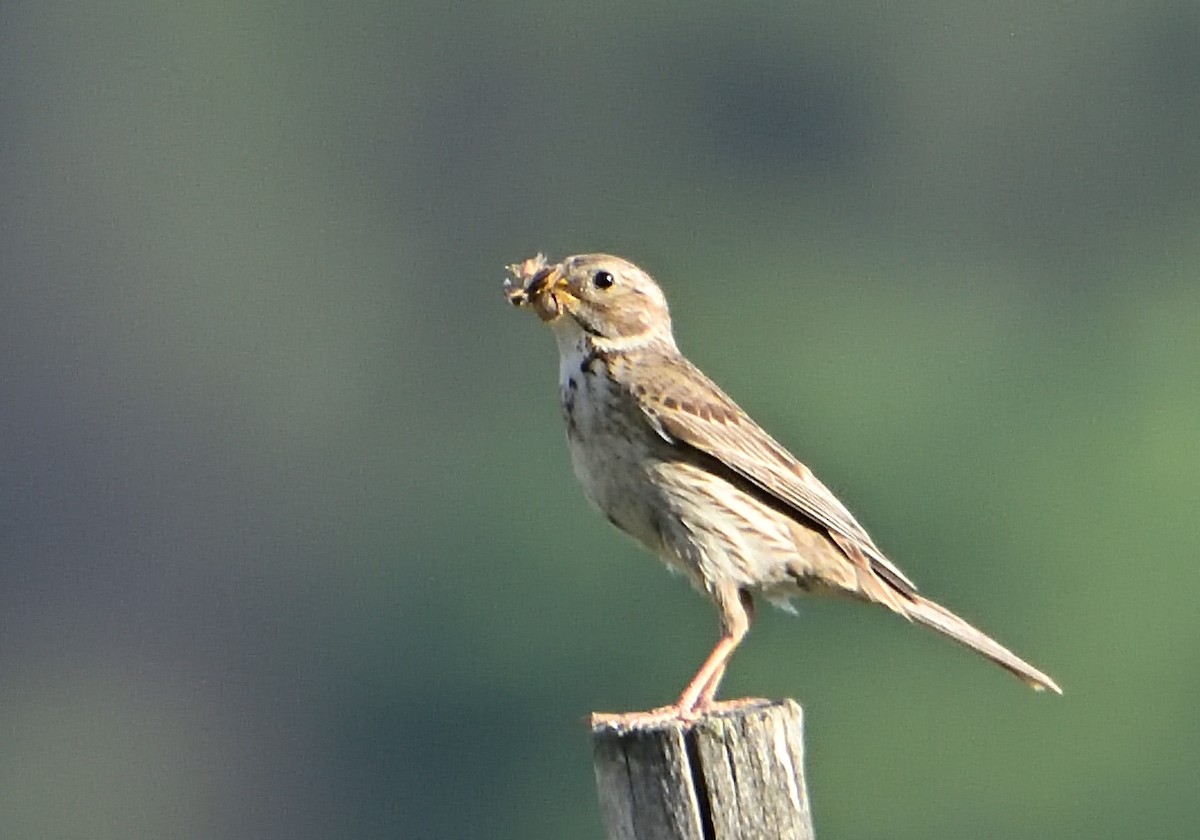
[4,2,1198,838]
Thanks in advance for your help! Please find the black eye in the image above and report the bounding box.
[592,270,615,290]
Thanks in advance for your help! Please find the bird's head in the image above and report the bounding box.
[505,253,674,348]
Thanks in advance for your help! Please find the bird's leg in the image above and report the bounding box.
[675,588,754,717]
[590,589,754,730]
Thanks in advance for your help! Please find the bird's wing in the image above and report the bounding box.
[629,352,918,593]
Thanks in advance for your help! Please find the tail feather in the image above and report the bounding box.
[903,595,1062,694]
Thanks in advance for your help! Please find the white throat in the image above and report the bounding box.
[549,316,669,368]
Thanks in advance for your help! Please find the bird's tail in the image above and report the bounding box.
[903,595,1062,694]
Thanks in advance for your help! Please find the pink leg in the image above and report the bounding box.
[675,588,754,715]
[590,588,754,730]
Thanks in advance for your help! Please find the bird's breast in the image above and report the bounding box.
[557,343,667,551]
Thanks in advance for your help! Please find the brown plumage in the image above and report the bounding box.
[506,253,1061,719]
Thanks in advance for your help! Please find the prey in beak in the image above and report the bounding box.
[504,254,570,323]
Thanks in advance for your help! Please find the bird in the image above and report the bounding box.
[504,252,1061,722]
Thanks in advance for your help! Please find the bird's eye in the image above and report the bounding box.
[592,270,615,290]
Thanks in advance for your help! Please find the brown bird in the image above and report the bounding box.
[505,253,1061,722]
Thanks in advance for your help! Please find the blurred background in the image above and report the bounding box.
[3,2,1198,838]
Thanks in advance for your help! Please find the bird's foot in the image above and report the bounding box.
[590,704,694,731]
[589,697,772,731]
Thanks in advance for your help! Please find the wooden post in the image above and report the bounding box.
[590,699,814,840]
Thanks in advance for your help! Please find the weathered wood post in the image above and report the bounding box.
[590,699,814,840]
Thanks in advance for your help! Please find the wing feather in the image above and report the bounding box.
[626,351,918,593]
